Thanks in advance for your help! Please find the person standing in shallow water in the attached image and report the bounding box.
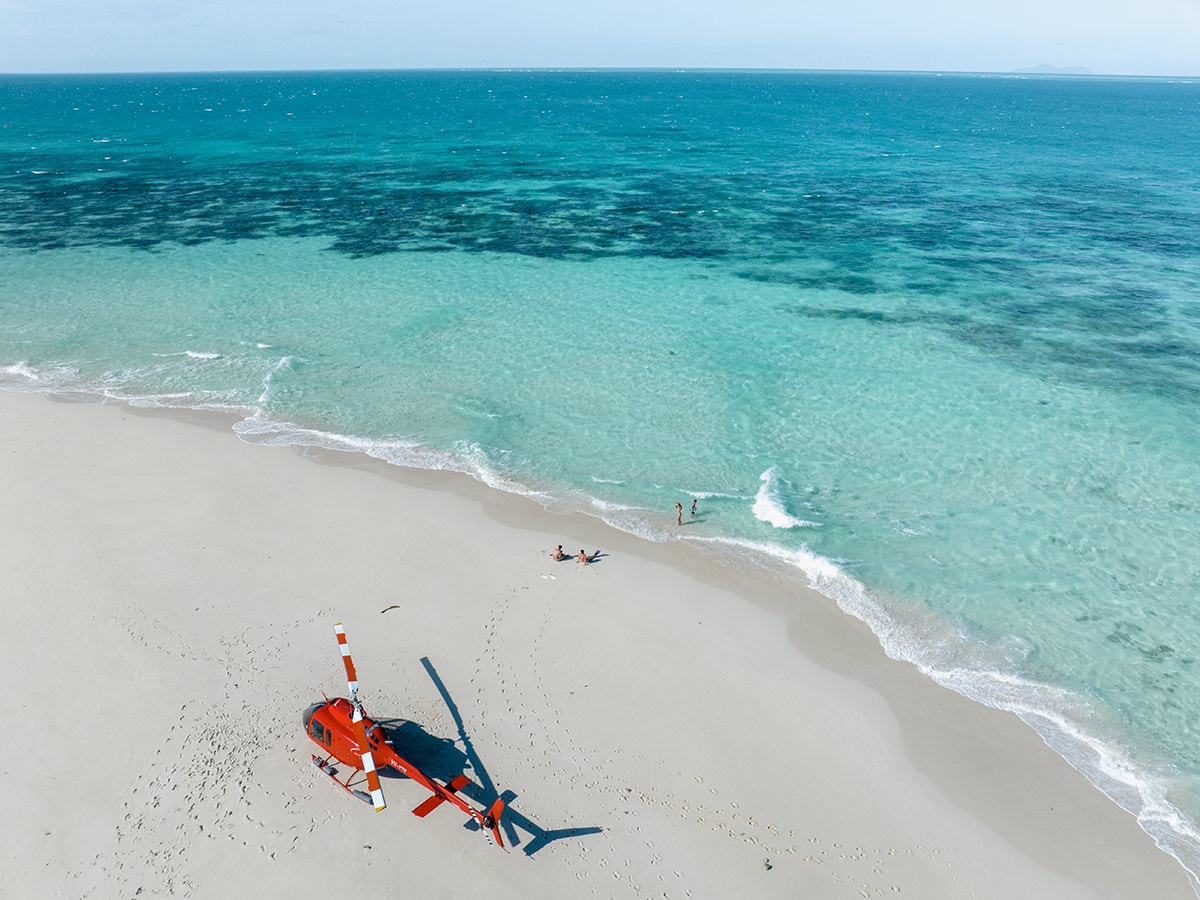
[676,502,683,526]
[690,498,697,517]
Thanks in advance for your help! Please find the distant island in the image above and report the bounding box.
[1010,64,1095,75]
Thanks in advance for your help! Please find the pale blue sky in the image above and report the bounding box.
[2,0,1198,76]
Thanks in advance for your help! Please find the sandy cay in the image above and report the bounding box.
[1,389,1193,899]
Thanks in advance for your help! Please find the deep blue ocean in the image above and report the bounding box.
[3,70,1199,884]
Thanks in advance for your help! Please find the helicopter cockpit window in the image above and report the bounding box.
[311,720,328,744]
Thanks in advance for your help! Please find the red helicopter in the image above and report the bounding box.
[303,623,506,848]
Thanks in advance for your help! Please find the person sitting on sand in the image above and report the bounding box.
[552,544,565,560]
[577,549,601,564]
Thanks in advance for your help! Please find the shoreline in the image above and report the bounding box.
[1,387,1193,898]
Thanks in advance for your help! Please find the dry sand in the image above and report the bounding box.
[1,388,1193,899]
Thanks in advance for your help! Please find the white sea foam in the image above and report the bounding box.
[232,415,672,541]
[752,467,818,529]
[587,496,642,513]
[2,362,41,382]
[151,350,220,359]
[0,362,85,392]
[231,415,558,505]
[0,359,264,416]
[256,355,294,404]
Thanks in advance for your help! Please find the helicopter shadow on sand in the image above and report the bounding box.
[370,657,602,856]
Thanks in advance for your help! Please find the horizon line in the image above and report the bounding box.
[2,65,1198,80]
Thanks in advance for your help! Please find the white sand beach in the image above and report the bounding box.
[1,388,1193,899]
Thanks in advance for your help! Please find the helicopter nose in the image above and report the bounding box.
[302,700,324,730]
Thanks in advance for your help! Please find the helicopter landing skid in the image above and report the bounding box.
[312,753,375,805]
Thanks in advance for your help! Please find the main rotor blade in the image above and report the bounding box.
[350,701,387,812]
[333,622,358,700]
[334,623,385,811]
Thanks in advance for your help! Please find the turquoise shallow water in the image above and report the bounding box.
[3,70,1200,883]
